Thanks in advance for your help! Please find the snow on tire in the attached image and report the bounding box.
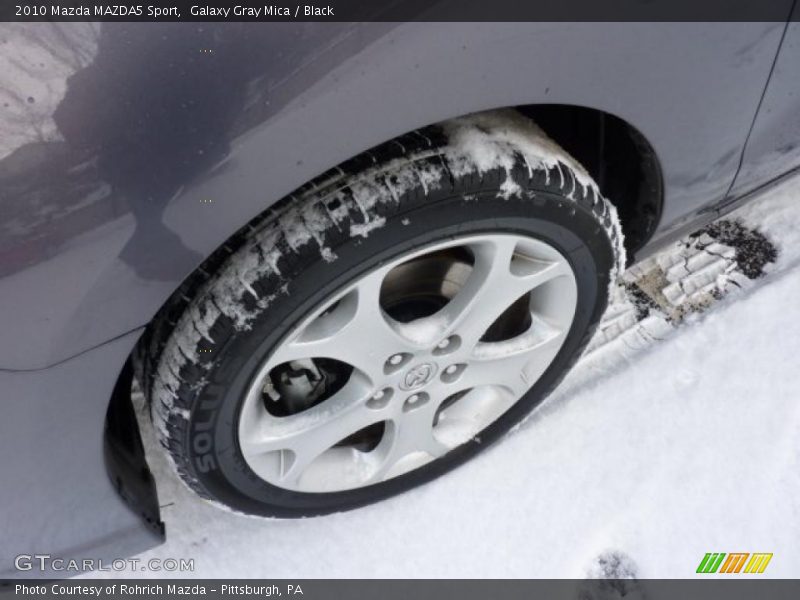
[142,109,625,516]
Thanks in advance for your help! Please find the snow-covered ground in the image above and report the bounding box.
[98,176,800,579]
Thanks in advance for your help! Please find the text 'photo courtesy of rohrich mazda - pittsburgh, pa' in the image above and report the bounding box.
[1,0,800,596]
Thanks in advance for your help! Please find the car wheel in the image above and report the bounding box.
[145,109,624,516]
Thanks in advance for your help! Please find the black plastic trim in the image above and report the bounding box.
[103,360,166,539]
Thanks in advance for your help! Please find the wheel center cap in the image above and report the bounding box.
[400,362,437,390]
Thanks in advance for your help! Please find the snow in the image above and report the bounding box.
[82,173,800,580]
[349,216,386,238]
[393,313,451,346]
[442,110,597,193]
[0,23,99,160]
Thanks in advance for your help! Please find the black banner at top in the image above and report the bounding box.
[1,0,798,22]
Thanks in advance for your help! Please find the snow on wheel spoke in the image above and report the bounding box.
[239,379,387,487]
[432,386,517,448]
[468,320,569,394]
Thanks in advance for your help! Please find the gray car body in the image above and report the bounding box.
[2,19,800,575]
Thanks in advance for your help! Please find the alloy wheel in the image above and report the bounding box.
[237,234,578,492]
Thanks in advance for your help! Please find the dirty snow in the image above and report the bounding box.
[83,173,800,580]
[0,23,99,160]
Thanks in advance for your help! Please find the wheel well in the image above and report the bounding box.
[518,104,662,258]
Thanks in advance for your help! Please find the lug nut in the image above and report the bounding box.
[433,335,461,355]
[367,387,393,409]
[441,363,465,383]
[384,352,412,374]
[402,391,430,412]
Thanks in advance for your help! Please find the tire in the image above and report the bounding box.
[144,109,625,517]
